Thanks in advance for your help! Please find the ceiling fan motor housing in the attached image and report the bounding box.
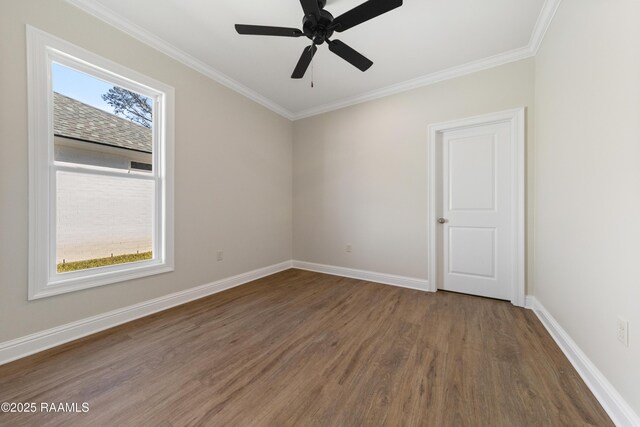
[235,0,404,78]
[302,9,334,45]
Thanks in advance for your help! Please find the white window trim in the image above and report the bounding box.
[27,26,175,300]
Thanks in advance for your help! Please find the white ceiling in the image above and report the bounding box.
[69,0,550,119]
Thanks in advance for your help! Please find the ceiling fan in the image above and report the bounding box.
[235,0,403,79]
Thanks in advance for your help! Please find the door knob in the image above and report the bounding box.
[438,218,448,224]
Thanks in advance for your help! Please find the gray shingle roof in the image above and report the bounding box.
[53,92,152,153]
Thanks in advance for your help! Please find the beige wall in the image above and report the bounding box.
[293,59,535,287]
[533,0,640,414]
[0,0,292,342]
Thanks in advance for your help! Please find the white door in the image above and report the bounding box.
[438,122,514,300]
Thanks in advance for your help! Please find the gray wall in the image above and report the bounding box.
[533,0,640,414]
[0,0,292,342]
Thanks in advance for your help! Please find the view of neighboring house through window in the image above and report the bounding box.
[53,63,154,273]
[28,27,173,299]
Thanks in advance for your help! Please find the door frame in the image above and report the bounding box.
[427,108,525,306]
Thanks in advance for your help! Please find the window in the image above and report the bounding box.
[27,27,174,299]
[131,161,153,172]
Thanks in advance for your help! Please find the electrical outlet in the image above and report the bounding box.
[345,244,352,253]
[217,250,224,262]
[617,317,629,347]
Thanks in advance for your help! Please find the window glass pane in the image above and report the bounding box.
[52,63,153,172]
[56,170,154,273]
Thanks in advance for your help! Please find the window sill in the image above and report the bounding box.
[29,262,174,300]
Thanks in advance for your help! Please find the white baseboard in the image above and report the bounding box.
[0,260,293,366]
[525,295,536,309]
[528,296,640,427]
[291,260,430,292]
[3,261,637,427]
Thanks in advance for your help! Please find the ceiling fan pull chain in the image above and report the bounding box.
[310,43,315,88]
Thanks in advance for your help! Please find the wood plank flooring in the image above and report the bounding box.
[0,269,612,426]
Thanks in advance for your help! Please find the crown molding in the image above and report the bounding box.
[292,0,562,120]
[64,0,561,122]
[291,46,533,120]
[528,0,562,54]
[64,0,296,120]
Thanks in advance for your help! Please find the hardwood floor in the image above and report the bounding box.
[0,269,612,426]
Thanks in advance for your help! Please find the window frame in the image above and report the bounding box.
[27,26,175,300]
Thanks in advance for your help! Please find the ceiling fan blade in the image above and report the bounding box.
[291,45,318,79]
[328,39,373,71]
[299,0,321,20]
[332,0,403,32]
[235,24,303,37]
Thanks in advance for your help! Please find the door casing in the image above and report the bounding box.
[427,108,525,306]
